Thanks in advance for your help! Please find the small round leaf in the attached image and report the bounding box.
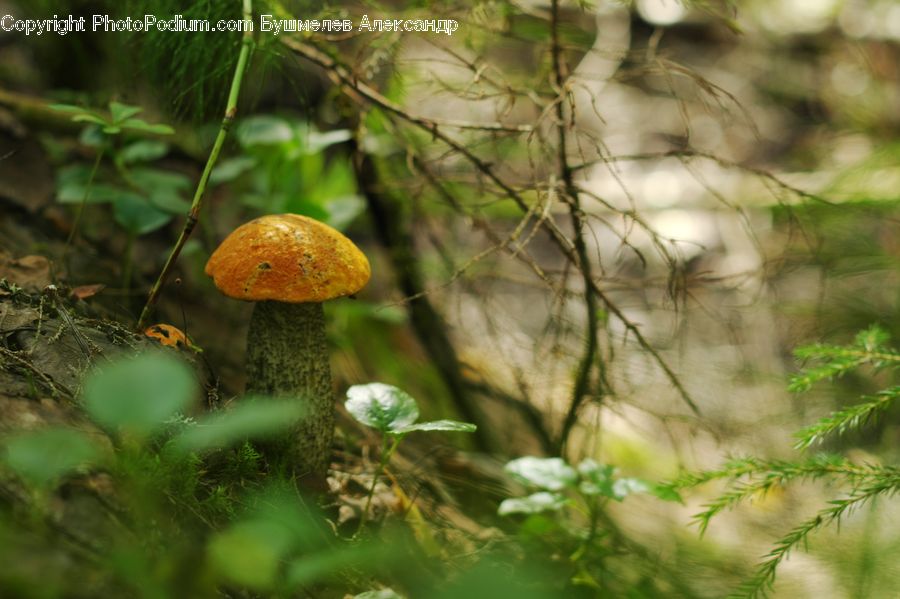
[83,352,196,437]
[171,398,306,453]
[392,419,476,435]
[498,492,567,516]
[504,457,577,491]
[345,383,419,432]
[3,428,99,487]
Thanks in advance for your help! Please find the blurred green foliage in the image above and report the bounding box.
[211,114,364,230]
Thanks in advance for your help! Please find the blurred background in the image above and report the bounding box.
[1,0,899,596]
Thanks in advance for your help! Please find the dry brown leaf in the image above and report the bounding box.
[0,253,53,292]
[71,284,105,300]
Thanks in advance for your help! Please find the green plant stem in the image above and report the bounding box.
[63,149,104,259]
[356,434,402,537]
[121,232,135,294]
[136,0,254,330]
[570,494,602,563]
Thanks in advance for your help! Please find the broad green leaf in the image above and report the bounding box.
[171,398,306,453]
[3,428,99,487]
[73,114,110,127]
[49,103,92,115]
[120,118,175,135]
[102,125,122,135]
[82,352,196,437]
[345,383,419,432]
[128,168,191,214]
[79,125,107,148]
[129,167,191,192]
[208,519,294,590]
[498,491,567,516]
[114,193,172,234]
[119,140,169,164]
[317,160,356,199]
[237,115,293,146]
[505,457,577,491]
[148,191,191,214]
[324,195,365,231]
[286,543,391,588]
[210,156,256,185]
[109,101,143,123]
[280,199,331,223]
[57,182,123,204]
[391,419,476,435]
[305,128,352,153]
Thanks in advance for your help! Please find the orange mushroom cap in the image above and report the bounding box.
[204,214,370,303]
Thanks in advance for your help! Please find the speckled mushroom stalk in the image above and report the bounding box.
[205,214,370,484]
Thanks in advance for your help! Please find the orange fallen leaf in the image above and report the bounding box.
[70,284,105,300]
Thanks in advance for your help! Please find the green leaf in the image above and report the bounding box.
[129,167,191,191]
[237,115,293,146]
[79,125,108,148]
[209,156,256,185]
[344,383,419,433]
[286,543,392,588]
[324,195,365,231]
[109,101,143,123]
[49,103,91,115]
[114,193,172,235]
[505,457,577,491]
[577,459,616,497]
[280,199,331,223]
[57,163,123,204]
[208,519,294,590]
[72,114,110,127]
[498,491,567,516]
[119,140,169,164]
[649,484,683,504]
[171,398,306,453]
[82,352,196,437]
[127,168,191,214]
[391,419,476,435]
[305,128,352,153]
[3,428,99,487]
[120,118,175,135]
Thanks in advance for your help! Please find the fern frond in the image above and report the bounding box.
[728,472,900,598]
[789,325,900,393]
[794,386,900,449]
[685,456,879,535]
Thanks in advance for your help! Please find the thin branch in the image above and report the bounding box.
[550,0,601,455]
[136,0,255,330]
[283,35,700,423]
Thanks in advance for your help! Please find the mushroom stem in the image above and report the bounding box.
[246,300,333,482]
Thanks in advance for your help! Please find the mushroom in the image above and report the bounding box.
[204,214,370,483]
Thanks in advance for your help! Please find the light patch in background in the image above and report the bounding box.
[641,165,685,208]
[635,0,687,26]
[649,209,718,260]
[757,0,839,35]
[830,62,870,97]
[831,134,873,166]
[838,0,900,40]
